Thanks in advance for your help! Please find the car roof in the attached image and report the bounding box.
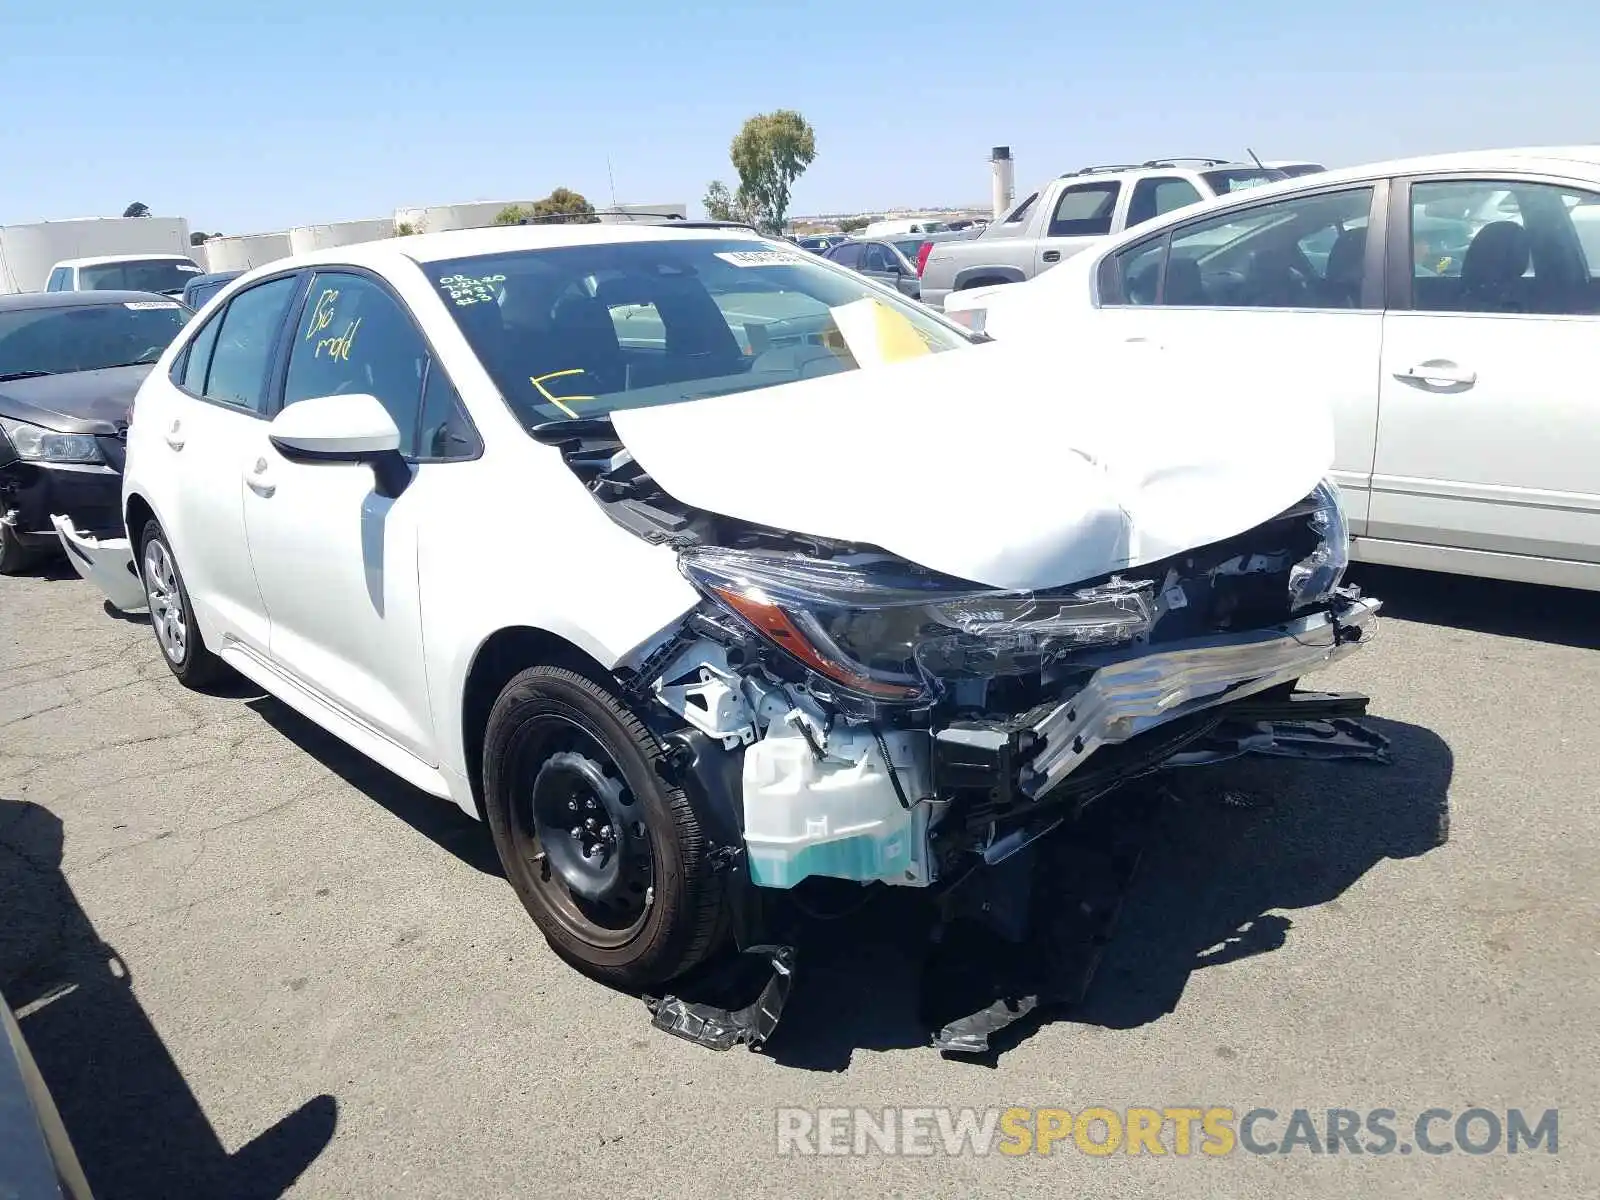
[52,253,199,268]
[0,289,186,312]
[220,222,772,290]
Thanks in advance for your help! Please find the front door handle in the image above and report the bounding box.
[164,419,185,451]
[245,457,275,498]
[1042,250,1061,263]
[1395,360,1477,388]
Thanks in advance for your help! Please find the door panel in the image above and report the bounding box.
[243,270,438,759]
[155,274,304,652]
[1372,313,1600,561]
[1095,183,1388,527]
[1371,176,1600,563]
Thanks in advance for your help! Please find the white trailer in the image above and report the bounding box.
[0,216,192,293]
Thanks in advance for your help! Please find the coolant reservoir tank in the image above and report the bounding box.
[740,721,932,888]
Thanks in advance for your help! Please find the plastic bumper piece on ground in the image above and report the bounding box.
[51,513,148,612]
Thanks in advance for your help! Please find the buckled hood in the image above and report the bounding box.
[610,340,1334,591]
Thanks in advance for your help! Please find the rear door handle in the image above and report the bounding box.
[1395,361,1477,387]
[245,457,275,498]
[1042,250,1061,263]
[164,419,185,451]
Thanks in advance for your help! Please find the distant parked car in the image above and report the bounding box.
[860,217,948,238]
[941,145,1600,591]
[822,237,923,296]
[45,254,205,298]
[793,234,848,254]
[180,270,243,311]
[824,232,969,298]
[0,291,192,572]
[919,157,1291,308]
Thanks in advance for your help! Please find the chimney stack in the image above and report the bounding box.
[990,146,1015,220]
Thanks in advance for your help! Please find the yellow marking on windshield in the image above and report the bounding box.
[530,368,592,419]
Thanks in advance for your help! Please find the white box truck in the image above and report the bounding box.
[0,216,193,294]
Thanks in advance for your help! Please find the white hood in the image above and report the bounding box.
[610,340,1334,592]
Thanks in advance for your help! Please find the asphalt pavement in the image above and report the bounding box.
[2,558,1596,1199]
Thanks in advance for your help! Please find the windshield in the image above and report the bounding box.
[429,238,971,425]
[78,259,203,294]
[893,238,930,260]
[1201,168,1288,194]
[0,300,191,377]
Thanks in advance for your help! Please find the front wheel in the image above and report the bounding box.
[139,521,226,688]
[0,522,39,575]
[483,666,726,988]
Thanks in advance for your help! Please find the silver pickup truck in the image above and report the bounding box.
[919,158,1289,309]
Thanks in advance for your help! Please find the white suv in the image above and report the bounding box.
[945,146,1600,593]
[62,223,1375,994]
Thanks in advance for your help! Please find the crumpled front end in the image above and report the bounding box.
[540,419,1381,898]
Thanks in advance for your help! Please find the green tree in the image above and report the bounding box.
[531,187,598,224]
[703,180,740,222]
[123,201,150,218]
[493,205,531,225]
[729,110,816,235]
[838,216,869,233]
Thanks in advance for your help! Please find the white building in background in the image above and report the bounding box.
[201,231,293,273]
[0,216,192,293]
[288,217,395,255]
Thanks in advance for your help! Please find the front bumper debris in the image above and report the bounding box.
[51,514,147,611]
[1021,598,1380,800]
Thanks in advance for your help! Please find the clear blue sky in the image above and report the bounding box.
[3,0,1598,232]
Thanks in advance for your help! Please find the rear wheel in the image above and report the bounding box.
[483,666,725,988]
[139,521,226,688]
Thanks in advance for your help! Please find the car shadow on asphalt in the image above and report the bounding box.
[1347,564,1599,649]
[762,715,1452,1070]
[245,695,504,877]
[0,797,337,1199]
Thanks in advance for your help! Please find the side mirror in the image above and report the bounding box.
[268,393,410,498]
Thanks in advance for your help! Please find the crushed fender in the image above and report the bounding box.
[644,944,796,1051]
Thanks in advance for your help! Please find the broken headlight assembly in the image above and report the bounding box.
[678,548,1154,702]
[1288,478,1351,611]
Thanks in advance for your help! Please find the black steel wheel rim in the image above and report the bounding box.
[512,713,654,948]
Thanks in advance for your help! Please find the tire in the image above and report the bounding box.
[0,522,38,576]
[138,520,226,688]
[483,666,726,989]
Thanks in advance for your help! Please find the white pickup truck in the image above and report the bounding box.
[918,158,1288,309]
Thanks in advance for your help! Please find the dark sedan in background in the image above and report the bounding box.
[178,270,242,311]
[0,292,192,573]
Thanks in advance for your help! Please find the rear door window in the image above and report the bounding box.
[1406,179,1600,314]
[1126,177,1203,228]
[202,275,300,413]
[1047,183,1121,238]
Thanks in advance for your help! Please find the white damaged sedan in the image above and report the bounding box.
[65,222,1379,996]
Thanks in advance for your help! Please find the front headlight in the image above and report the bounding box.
[680,548,1152,701]
[1288,478,1350,610]
[0,417,104,465]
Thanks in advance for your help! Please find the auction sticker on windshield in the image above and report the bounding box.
[715,250,810,268]
[124,301,181,310]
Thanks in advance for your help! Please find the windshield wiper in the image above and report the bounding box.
[0,370,52,382]
[95,358,161,369]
